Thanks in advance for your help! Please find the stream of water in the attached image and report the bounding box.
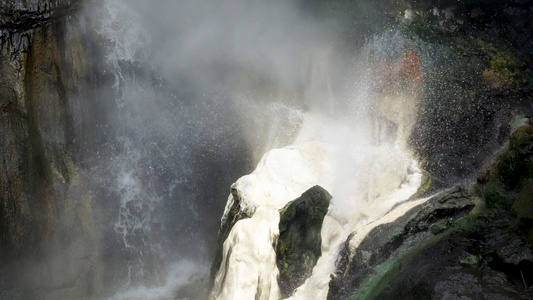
[88,1,428,298]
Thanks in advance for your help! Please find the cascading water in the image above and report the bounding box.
[210,31,428,299]
[87,0,255,296]
[93,1,165,289]
[82,0,327,297]
[26,0,428,298]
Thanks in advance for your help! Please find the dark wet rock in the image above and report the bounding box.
[328,186,477,300]
[0,0,83,32]
[276,185,331,298]
[367,212,533,300]
[328,190,533,299]
[374,211,533,299]
[477,120,533,210]
[328,122,533,300]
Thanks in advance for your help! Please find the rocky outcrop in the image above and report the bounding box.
[210,183,332,299]
[0,1,103,298]
[324,0,533,186]
[328,186,478,299]
[276,185,331,297]
[327,120,533,299]
[401,0,533,185]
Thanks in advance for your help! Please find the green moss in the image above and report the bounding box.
[459,254,479,265]
[351,233,450,300]
[510,125,533,151]
[483,125,533,209]
[410,175,433,199]
[429,219,451,235]
[479,40,526,87]
[513,180,533,220]
[484,179,512,209]
[424,177,432,191]
[276,186,331,297]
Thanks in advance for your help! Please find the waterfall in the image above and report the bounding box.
[88,0,255,295]
[84,1,427,297]
[90,1,426,294]
[85,0,327,296]
[0,0,427,298]
[2,0,532,299]
[210,31,427,299]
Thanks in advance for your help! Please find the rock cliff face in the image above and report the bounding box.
[0,1,103,298]
[323,1,533,298]
[328,120,533,299]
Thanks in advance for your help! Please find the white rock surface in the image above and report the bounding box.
[210,113,424,300]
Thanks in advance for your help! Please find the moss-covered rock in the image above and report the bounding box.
[514,179,533,221]
[328,186,478,300]
[479,121,533,210]
[329,118,533,300]
[276,185,331,298]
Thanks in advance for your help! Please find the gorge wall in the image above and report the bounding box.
[1,0,532,299]
[0,1,104,298]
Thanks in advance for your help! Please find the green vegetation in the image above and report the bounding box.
[459,254,479,265]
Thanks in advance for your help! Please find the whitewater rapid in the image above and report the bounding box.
[210,112,424,299]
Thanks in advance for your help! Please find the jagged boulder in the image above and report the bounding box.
[276,185,331,297]
[328,120,533,300]
[328,186,478,300]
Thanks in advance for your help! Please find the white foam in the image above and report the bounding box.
[210,112,424,299]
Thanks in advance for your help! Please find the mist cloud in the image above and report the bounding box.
[124,0,337,93]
